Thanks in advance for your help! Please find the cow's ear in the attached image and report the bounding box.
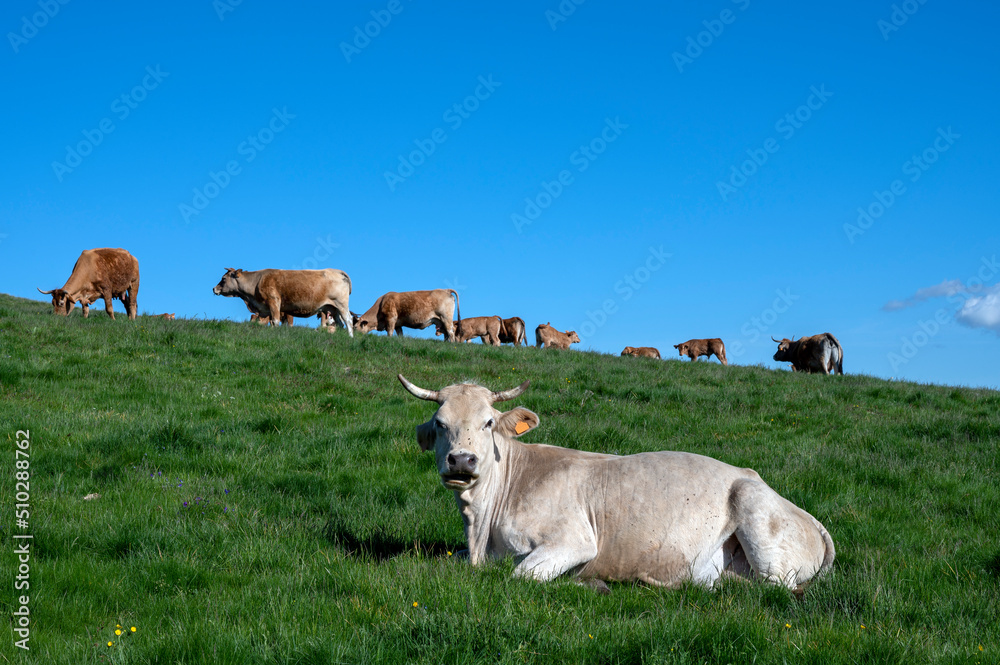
[416,421,435,451]
[497,407,539,438]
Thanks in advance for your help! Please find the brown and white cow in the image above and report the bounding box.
[398,375,835,590]
[674,338,728,365]
[535,323,580,350]
[212,268,353,334]
[772,333,843,375]
[353,289,460,341]
[38,248,139,320]
[455,316,502,345]
[621,346,661,359]
[498,317,528,346]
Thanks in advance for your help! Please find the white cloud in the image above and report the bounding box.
[955,284,1000,334]
[882,279,966,311]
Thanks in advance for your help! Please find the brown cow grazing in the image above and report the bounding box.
[498,317,528,346]
[535,322,580,350]
[621,346,661,359]
[455,316,502,346]
[155,313,176,321]
[772,333,843,375]
[353,289,460,341]
[674,338,728,365]
[38,248,139,320]
[212,268,353,334]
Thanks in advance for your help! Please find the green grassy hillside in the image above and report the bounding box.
[1,293,998,664]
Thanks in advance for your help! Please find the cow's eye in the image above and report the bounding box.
[434,419,446,430]
[485,418,495,430]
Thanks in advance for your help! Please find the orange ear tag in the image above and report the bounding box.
[514,421,530,435]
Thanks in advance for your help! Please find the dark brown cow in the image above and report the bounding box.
[535,322,580,350]
[772,333,843,375]
[497,317,528,346]
[212,268,352,334]
[353,289,460,341]
[621,346,661,359]
[38,248,139,320]
[455,316,502,345]
[674,338,728,365]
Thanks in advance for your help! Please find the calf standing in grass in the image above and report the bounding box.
[535,323,580,350]
[674,338,728,365]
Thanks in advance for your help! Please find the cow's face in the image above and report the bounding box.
[400,376,538,492]
[674,343,688,356]
[567,331,581,344]
[621,347,634,356]
[44,289,74,316]
[353,316,374,334]
[772,338,794,362]
[212,269,242,297]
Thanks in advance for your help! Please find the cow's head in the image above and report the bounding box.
[567,331,581,344]
[398,375,538,492]
[771,336,796,362]
[353,314,374,334]
[212,268,242,297]
[621,346,635,356]
[673,342,689,356]
[37,288,75,316]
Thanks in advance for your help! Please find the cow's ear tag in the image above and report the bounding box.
[515,421,530,435]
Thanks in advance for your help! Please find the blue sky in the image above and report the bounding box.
[2,1,998,388]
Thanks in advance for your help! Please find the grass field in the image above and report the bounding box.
[1,292,998,664]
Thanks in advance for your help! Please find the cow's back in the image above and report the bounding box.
[258,269,347,307]
[73,248,138,292]
[502,445,761,585]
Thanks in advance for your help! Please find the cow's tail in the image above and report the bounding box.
[827,332,844,375]
[813,515,836,578]
[449,289,461,323]
[343,271,352,295]
[515,317,527,346]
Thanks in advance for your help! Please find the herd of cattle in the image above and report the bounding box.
[37,246,843,591]
[37,247,845,374]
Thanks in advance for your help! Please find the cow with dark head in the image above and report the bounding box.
[772,333,844,375]
[213,267,353,334]
[38,248,139,320]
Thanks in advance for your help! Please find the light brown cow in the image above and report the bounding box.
[674,338,728,365]
[38,248,139,320]
[621,346,661,359]
[498,317,528,346]
[454,316,502,345]
[212,268,352,334]
[535,322,580,350]
[155,313,176,320]
[398,375,835,590]
[353,289,460,341]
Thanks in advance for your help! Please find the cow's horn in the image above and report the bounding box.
[397,374,440,403]
[37,288,54,295]
[491,380,530,403]
[771,336,780,343]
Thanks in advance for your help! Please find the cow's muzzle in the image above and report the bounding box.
[441,453,478,489]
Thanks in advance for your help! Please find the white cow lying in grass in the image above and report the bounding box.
[398,375,835,591]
